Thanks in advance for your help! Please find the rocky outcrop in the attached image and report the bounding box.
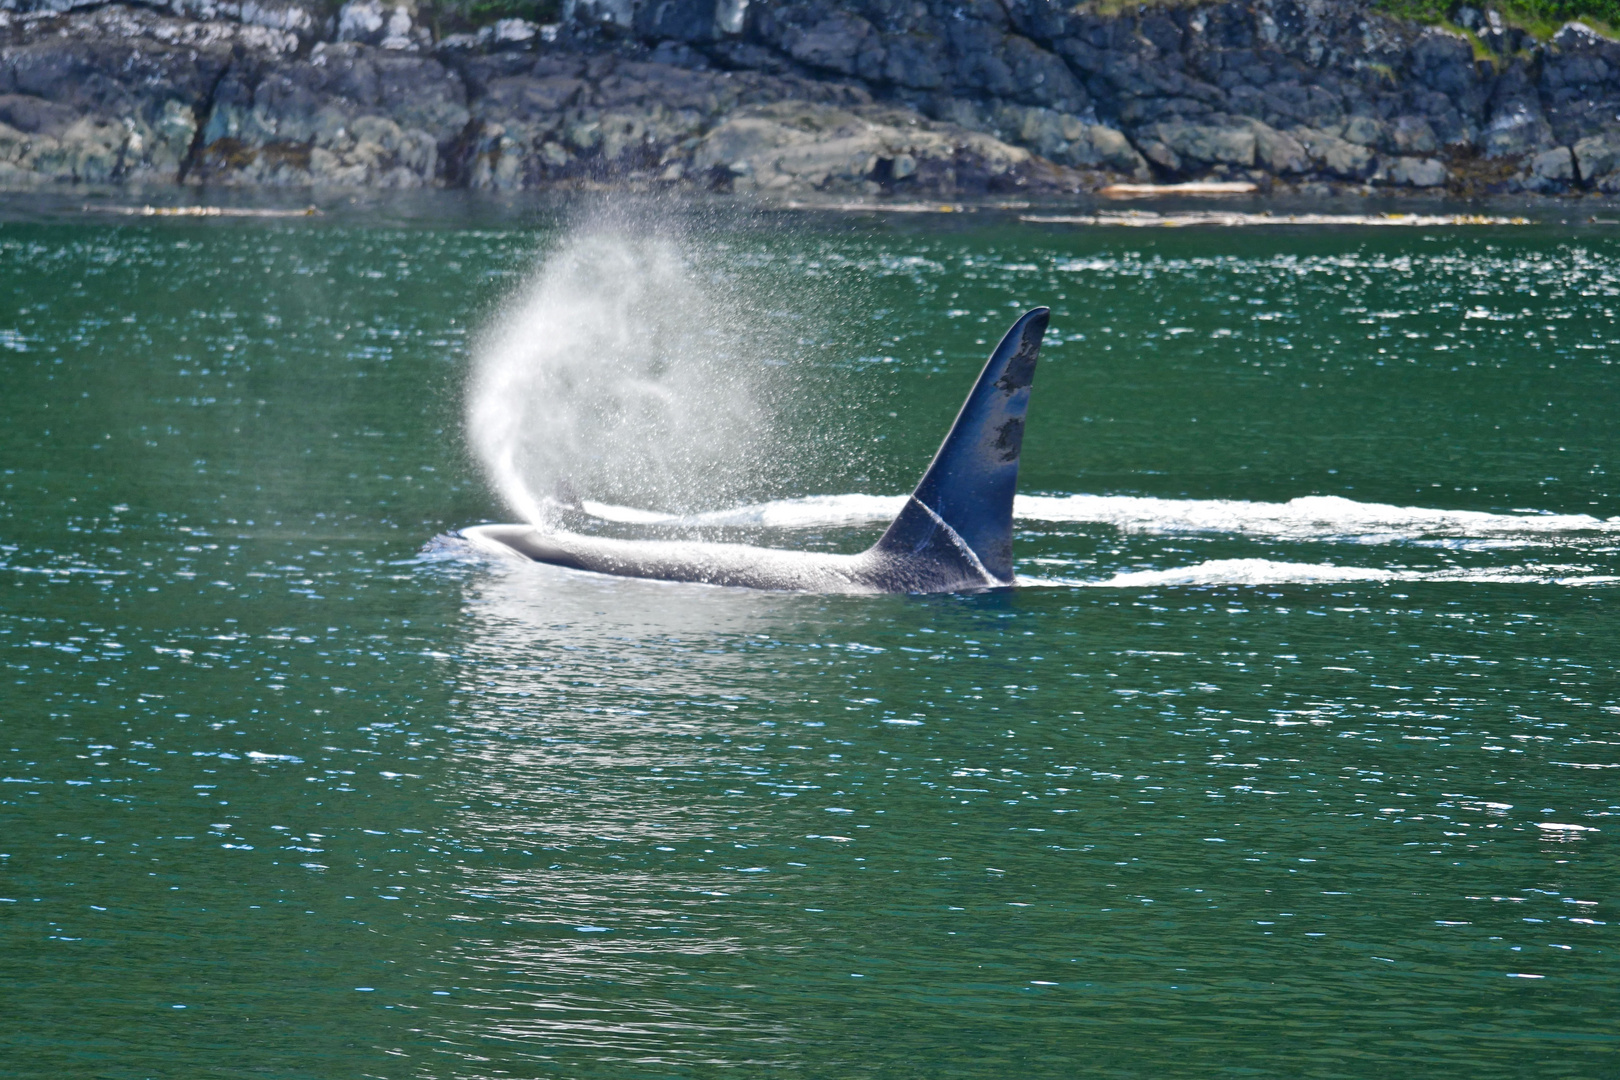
[8,0,1620,195]
[445,50,885,191]
[0,5,296,184]
[690,100,1089,192]
[189,39,471,186]
[0,2,1084,193]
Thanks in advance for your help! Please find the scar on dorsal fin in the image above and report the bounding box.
[868,307,1049,584]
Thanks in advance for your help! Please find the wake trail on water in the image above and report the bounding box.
[582,491,1620,545]
[1019,559,1619,588]
[572,491,1620,587]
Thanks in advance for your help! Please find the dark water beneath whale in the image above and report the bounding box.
[1,202,1616,1079]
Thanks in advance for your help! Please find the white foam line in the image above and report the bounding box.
[430,533,1614,589]
[1016,493,1619,542]
[580,492,1620,544]
[582,494,905,528]
[1016,559,1620,588]
[579,500,686,525]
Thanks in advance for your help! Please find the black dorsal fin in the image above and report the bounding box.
[868,307,1049,584]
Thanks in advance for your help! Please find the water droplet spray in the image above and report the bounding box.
[466,213,794,524]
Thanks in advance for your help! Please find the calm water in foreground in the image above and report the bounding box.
[1,201,1616,1078]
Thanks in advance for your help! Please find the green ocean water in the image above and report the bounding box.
[1,203,1617,1078]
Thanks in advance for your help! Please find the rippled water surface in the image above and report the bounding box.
[2,204,1617,1078]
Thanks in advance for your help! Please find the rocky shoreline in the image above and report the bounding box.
[8,0,1620,197]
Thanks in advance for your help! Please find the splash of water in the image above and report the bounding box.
[466,223,786,524]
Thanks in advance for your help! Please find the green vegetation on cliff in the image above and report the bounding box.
[1377,0,1620,41]
[423,0,561,32]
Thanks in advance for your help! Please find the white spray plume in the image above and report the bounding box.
[466,223,783,523]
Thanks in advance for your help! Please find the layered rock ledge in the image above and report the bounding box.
[8,0,1620,196]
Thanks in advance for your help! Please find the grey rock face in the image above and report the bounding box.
[1529,144,1574,180]
[1521,144,1574,191]
[1138,117,1258,170]
[1483,99,1554,158]
[730,0,1586,190]
[1574,131,1620,185]
[190,39,469,186]
[1384,155,1447,187]
[1390,115,1439,155]
[335,0,428,51]
[1,0,324,40]
[691,99,1061,194]
[9,0,1620,195]
[565,0,742,43]
[0,3,1087,194]
[1339,115,1387,148]
[783,11,874,75]
[997,105,1149,178]
[1252,123,1309,174]
[1540,22,1620,144]
[1293,126,1377,179]
[0,5,295,183]
[445,50,880,189]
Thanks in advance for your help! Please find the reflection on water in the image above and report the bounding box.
[430,565,804,1068]
[411,548,1620,1076]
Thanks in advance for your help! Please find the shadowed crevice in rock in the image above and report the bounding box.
[176,49,236,183]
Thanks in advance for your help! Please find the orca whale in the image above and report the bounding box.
[463,306,1050,593]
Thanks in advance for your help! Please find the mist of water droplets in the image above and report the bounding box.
[466,220,792,523]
